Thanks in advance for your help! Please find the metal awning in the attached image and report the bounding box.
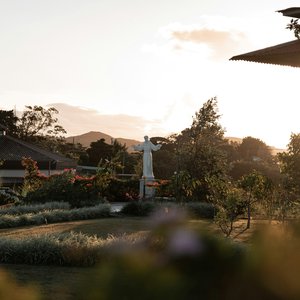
[277,7,300,18]
[230,39,300,68]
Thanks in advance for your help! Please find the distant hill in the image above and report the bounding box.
[66,132,285,155]
[65,131,141,152]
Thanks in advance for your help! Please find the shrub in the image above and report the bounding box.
[120,201,156,216]
[185,202,215,219]
[106,179,139,202]
[0,231,143,266]
[0,188,21,206]
[25,171,105,208]
[0,204,112,229]
[0,202,70,216]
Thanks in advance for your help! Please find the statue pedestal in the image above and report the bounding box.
[139,177,155,199]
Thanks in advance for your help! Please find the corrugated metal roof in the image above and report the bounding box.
[230,40,300,68]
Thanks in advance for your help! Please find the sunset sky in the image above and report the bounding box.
[0,0,299,149]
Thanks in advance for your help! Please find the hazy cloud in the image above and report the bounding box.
[49,103,169,140]
[143,20,250,61]
[171,27,248,60]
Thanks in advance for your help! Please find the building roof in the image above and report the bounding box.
[0,134,77,169]
[277,7,300,18]
[230,39,300,68]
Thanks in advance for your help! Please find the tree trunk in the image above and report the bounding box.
[246,203,251,229]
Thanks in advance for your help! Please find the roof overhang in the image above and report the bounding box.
[277,7,300,18]
[230,39,300,68]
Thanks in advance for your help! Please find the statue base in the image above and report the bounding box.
[139,177,156,199]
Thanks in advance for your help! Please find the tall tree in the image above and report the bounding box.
[17,105,66,141]
[176,97,229,201]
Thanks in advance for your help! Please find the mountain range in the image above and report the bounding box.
[65,131,141,152]
[66,131,285,155]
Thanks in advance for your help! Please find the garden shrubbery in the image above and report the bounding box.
[0,203,111,229]
[0,202,70,216]
[0,188,21,206]
[0,230,146,266]
[21,157,140,207]
[24,171,106,208]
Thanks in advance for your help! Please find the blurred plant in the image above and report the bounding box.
[0,270,39,300]
[75,210,300,300]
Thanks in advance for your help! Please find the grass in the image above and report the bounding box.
[0,217,153,239]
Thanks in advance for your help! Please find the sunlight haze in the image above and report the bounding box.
[0,0,299,149]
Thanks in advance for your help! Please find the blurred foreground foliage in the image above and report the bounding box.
[76,210,300,300]
[2,209,300,300]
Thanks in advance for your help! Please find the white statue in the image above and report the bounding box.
[133,135,162,179]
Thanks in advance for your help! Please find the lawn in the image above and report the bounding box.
[0,216,272,300]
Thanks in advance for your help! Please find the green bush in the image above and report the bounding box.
[120,201,156,216]
[185,202,215,219]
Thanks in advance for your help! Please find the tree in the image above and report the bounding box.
[86,139,113,166]
[0,110,18,136]
[237,136,273,162]
[175,97,229,201]
[238,171,270,229]
[18,105,66,140]
[229,136,280,183]
[214,187,246,237]
[151,136,177,179]
[278,133,300,194]
[16,105,67,152]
